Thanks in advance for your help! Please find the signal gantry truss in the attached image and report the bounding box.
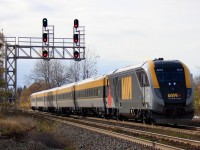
[1,19,85,102]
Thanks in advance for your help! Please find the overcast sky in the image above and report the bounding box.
[1,0,200,87]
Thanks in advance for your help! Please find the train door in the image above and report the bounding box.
[35,97,37,109]
[55,90,58,112]
[44,93,47,111]
[73,85,78,113]
[135,69,151,109]
[107,75,121,118]
[104,77,117,117]
[141,73,151,108]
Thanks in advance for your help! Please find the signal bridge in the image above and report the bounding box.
[1,18,85,103]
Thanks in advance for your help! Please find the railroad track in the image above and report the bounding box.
[166,124,200,131]
[26,110,200,150]
[73,115,200,137]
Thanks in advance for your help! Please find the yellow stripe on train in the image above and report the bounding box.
[121,76,132,100]
[181,62,192,88]
[148,60,160,88]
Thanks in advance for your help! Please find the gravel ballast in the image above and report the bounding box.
[56,123,156,150]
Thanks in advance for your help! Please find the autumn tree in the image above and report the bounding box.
[194,74,200,115]
[19,84,47,109]
[0,32,6,100]
[194,74,200,86]
[0,31,12,114]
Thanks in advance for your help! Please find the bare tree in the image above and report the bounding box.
[66,48,99,82]
[26,60,68,88]
[65,61,80,82]
[49,60,67,87]
[26,48,99,88]
[81,48,99,79]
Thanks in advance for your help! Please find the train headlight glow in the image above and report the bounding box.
[154,88,162,99]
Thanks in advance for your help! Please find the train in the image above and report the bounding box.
[30,58,194,124]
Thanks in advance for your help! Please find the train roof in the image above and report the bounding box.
[31,90,46,96]
[112,62,146,74]
[112,59,183,74]
[76,75,106,85]
[45,87,59,93]
[57,82,76,90]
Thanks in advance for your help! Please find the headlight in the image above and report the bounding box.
[154,88,162,99]
[187,88,192,98]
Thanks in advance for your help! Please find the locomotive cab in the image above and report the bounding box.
[149,59,194,124]
[155,64,187,115]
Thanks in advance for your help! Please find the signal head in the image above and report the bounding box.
[73,34,79,43]
[74,19,79,28]
[43,50,48,58]
[74,51,79,59]
[43,18,48,27]
[43,33,48,43]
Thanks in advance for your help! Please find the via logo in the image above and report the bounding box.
[168,93,181,99]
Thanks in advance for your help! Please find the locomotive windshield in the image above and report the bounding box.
[155,68,185,87]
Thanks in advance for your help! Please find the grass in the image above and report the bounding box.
[0,111,76,150]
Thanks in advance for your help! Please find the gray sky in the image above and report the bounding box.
[1,0,200,87]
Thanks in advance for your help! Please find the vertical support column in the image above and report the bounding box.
[48,25,54,57]
[79,26,85,58]
[5,45,8,94]
[5,45,17,103]
[14,45,17,104]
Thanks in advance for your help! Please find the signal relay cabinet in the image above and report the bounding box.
[108,68,151,118]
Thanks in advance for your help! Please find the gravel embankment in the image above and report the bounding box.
[0,118,157,150]
[56,123,156,150]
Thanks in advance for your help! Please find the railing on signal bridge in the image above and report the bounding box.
[3,37,16,46]
[18,37,75,47]
[4,37,81,48]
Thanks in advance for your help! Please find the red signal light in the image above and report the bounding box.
[43,33,48,43]
[43,50,48,58]
[74,19,79,28]
[74,51,79,59]
[73,34,78,43]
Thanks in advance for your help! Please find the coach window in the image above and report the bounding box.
[136,69,149,87]
[58,94,61,100]
[95,89,99,97]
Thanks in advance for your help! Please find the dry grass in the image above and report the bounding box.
[0,114,36,138]
[34,118,76,149]
[0,111,76,150]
